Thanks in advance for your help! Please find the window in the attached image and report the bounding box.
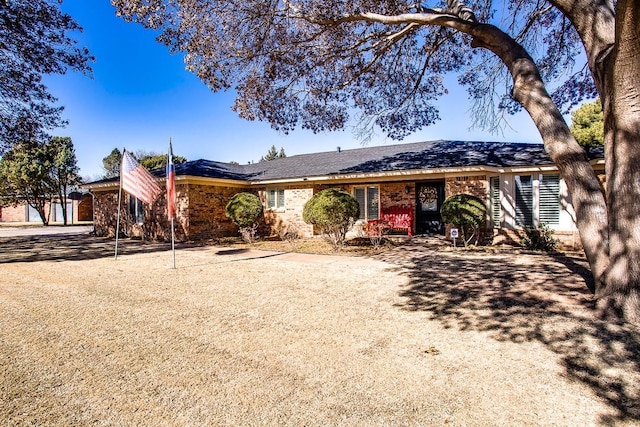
[266,187,285,210]
[53,202,73,223]
[129,195,144,223]
[354,186,379,221]
[515,175,534,227]
[490,176,500,227]
[27,205,42,223]
[539,174,560,224]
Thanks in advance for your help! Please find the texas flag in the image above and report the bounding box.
[166,141,177,220]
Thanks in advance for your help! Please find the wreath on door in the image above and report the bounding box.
[419,186,438,211]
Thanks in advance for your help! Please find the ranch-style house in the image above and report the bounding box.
[84,140,605,250]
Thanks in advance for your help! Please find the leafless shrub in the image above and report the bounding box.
[362,220,388,251]
[279,223,302,250]
[239,224,259,245]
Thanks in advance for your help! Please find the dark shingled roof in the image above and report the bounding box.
[86,140,604,185]
[242,140,552,180]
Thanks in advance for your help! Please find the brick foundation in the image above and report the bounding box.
[494,228,583,252]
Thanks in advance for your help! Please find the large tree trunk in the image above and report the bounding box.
[597,0,640,322]
[30,198,49,226]
[365,9,615,309]
[464,24,610,292]
[59,187,69,226]
[359,6,640,321]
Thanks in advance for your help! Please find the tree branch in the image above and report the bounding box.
[546,0,615,92]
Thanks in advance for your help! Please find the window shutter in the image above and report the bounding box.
[515,175,533,226]
[539,174,560,224]
[490,176,500,227]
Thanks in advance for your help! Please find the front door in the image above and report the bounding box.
[416,181,445,234]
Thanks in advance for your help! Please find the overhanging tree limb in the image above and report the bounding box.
[323,8,610,292]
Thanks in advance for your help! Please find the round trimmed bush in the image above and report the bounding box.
[302,188,359,246]
[440,193,487,245]
[225,192,263,228]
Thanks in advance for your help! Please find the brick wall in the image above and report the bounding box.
[0,202,56,223]
[379,182,415,235]
[186,183,246,240]
[443,175,491,243]
[92,190,176,240]
[0,205,26,222]
[380,181,414,207]
[1,198,93,224]
[93,191,119,237]
[326,182,415,210]
[262,185,315,237]
[445,175,488,199]
[92,184,248,241]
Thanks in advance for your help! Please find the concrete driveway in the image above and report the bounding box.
[0,224,94,238]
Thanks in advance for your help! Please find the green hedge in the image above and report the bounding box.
[225,192,263,228]
[440,193,486,246]
[302,188,359,247]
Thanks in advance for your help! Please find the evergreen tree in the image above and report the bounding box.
[570,100,604,147]
[136,151,186,170]
[49,136,81,225]
[260,145,286,162]
[102,148,122,179]
[0,141,56,225]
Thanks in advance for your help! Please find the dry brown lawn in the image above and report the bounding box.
[1,232,639,426]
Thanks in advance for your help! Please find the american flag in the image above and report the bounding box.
[121,150,161,205]
[166,141,176,220]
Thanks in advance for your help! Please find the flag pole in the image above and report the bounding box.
[168,138,176,269]
[171,217,176,269]
[114,148,125,259]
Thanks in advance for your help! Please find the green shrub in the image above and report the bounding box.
[225,192,263,242]
[440,193,487,246]
[302,188,359,247]
[520,223,559,252]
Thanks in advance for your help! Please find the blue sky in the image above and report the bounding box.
[47,0,542,180]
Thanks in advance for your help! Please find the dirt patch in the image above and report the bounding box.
[0,234,639,426]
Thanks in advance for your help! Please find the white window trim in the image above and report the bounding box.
[353,185,380,222]
[266,187,286,212]
[501,174,563,230]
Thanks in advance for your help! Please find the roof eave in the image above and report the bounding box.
[181,176,250,187]
[83,175,251,192]
[251,165,502,185]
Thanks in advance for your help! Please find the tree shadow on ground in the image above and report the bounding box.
[0,233,174,264]
[375,238,640,425]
